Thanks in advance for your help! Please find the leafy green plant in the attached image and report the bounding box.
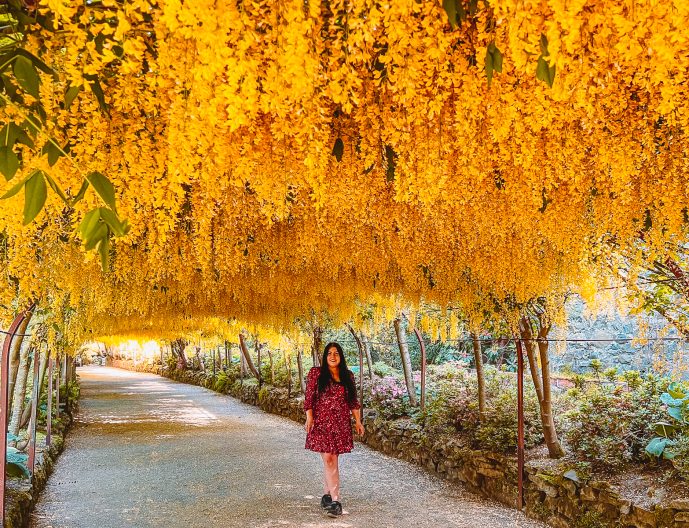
[645,382,689,461]
[6,447,29,478]
[564,376,668,470]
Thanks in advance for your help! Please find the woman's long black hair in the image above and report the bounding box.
[318,342,357,403]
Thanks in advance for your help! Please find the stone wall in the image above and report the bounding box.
[553,297,682,376]
[113,360,689,528]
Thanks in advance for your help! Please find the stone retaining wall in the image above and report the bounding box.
[113,360,689,528]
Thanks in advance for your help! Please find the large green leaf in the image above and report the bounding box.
[13,55,40,98]
[668,405,684,422]
[0,173,28,199]
[98,234,110,270]
[0,146,19,181]
[64,85,81,110]
[23,169,47,225]
[41,140,63,167]
[71,179,89,205]
[78,208,101,241]
[85,222,107,251]
[43,172,68,202]
[645,437,669,458]
[86,171,117,212]
[661,392,684,407]
[98,207,128,237]
[668,383,686,400]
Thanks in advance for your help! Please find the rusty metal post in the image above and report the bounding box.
[1,307,32,526]
[63,355,69,415]
[28,346,41,475]
[413,328,427,411]
[224,342,229,370]
[55,355,60,417]
[516,338,525,510]
[212,349,216,377]
[47,356,53,446]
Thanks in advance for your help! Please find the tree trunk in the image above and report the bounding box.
[393,318,417,406]
[238,333,260,380]
[346,324,365,410]
[171,338,189,370]
[519,317,544,402]
[363,338,373,378]
[286,351,293,398]
[471,333,486,421]
[8,314,32,413]
[255,339,263,387]
[9,345,33,438]
[536,315,564,458]
[268,348,275,384]
[296,349,305,393]
[312,326,322,367]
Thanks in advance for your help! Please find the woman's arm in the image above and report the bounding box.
[352,408,364,436]
[305,409,314,432]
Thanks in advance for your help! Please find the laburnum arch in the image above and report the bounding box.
[0,0,685,344]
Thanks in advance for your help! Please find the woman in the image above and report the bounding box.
[304,342,365,517]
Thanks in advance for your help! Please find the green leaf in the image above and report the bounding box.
[71,179,89,205]
[64,85,81,110]
[385,145,396,182]
[1,123,33,148]
[0,173,28,199]
[332,137,344,162]
[86,171,117,212]
[661,392,684,407]
[14,49,54,77]
[536,56,554,87]
[668,406,684,422]
[0,146,19,181]
[23,169,47,225]
[85,222,107,251]
[98,233,110,270]
[484,47,494,86]
[41,141,63,166]
[78,208,101,240]
[645,437,669,458]
[653,422,677,437]
[12,55,40,98]
[442,0,458,30]
[98,207,127,237]
[492,46,503,73]
[86,76,108,114]
[43,172,68,203]
[668,383,686,400]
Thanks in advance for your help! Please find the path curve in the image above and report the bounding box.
[30,367,546,528]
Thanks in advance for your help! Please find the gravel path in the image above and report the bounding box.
[30,367,547,528]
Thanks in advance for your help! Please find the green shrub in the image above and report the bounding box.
[563,375,668,470]
[670,434,689,480]
[372,361,396,377]
[419,370,543,453]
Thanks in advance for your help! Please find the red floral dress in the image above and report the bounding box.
[304,367,361,454]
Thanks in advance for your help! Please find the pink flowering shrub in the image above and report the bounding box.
[370,376,411,419]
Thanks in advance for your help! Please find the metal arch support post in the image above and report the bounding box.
[413,329,427,411]
[47,356,53,447]
[516,338,525,511]
[1,307,33,526]
[28,345,41,475]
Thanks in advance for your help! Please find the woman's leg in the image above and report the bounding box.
[320,452,341,501]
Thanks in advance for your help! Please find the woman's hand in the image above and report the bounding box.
[354,420,365,436]
[305,415,314,433]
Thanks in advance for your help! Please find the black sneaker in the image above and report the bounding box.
[320,494,332,508]
[325,500,342,517]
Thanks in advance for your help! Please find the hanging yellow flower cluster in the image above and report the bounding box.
[0,0,687,341]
